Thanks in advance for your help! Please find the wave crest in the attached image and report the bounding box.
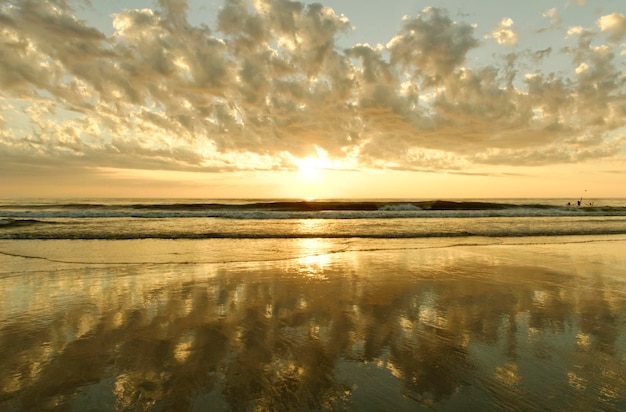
[379,203,422,211]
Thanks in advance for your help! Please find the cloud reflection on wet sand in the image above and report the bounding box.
[1,240,625,411]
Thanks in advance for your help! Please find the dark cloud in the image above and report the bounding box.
[387,8,479,85]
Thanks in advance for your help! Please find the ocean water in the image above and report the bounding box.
[1,198,626,411]
[1,198,626,240]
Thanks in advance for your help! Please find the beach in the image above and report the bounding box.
[3,0,626,409]
[1,234,626,411]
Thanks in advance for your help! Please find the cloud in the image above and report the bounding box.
[0,0,625,176]
[486,17,518,46]
[536,8,562,33]
[542,8,562,26]
[158,0,190,29]
[598,13,626,43]
[387,8,479,84]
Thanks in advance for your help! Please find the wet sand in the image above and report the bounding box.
[1,236,626,411]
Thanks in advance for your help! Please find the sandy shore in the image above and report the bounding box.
[1,236,625,410]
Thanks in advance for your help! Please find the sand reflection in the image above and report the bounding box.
[1,241,626,411]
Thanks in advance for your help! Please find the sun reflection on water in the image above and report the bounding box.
[293,219,336,280]
[296,238,332,280]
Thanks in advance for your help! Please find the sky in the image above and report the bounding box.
[0,0,625,199]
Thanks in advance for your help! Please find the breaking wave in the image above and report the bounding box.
[1,199,625,240]
[1,200,625,220]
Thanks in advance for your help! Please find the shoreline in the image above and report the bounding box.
[1,233,625,269]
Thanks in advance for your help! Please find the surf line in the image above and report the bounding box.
[0,249,148,266]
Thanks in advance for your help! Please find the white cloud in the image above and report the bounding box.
[575,62,589,74]
[566,26,584,37]
[542,8,562,26]
[598,13,626,43]
[486,17,518,46]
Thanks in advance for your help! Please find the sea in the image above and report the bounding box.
[1,197,626,240]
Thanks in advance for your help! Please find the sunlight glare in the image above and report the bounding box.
[294,146,334,181]
[296,157,325,180]
[296,237,333,280]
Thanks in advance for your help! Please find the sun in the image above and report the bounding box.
[285,146,357,199]
[296,156,326,180]
[293,147,334,181]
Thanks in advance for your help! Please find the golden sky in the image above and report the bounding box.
[0,0,625,198]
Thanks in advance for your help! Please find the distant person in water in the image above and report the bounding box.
[577,199,581,206]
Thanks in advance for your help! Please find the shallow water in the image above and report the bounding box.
[1,237,625,411]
